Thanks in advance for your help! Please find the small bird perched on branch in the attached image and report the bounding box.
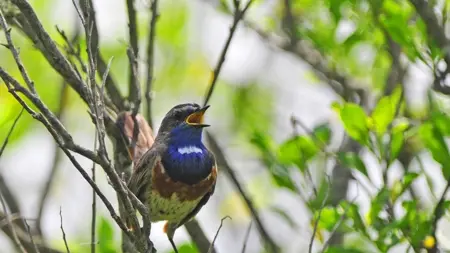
[120,103,217,253]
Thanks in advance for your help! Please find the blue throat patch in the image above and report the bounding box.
[161,125,213,185]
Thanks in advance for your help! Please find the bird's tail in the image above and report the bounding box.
[115,112,155,165]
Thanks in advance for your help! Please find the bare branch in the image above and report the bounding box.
[126,0,139,106]
[36,83,68,236]
[0,71,133,239]
[241,221,252,253]
[0,9,35,93]
[207,216,231,253]
[205,132,279,252]
[91,133,98,253]
[308,184,329,253]
[0,211,62,253]
[127,47,141,119]
[59,207,71,253]
[0,192,26,252]
[0,108,24,158]
[203,0,254,106]
[145,0,159,128]
[77,0,125,111]
[24,220,40,253]
[282,0,297,49]
[10,0,90,103]
[427,180,450,253]
[185,219,216,253]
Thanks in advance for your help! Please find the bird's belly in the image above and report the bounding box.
[148,191,202,222]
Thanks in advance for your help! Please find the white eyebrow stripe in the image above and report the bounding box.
[177,146,203,154]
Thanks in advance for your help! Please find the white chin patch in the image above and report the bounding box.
[177,146,203,154]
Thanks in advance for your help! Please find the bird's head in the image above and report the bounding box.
[157,103,210,144]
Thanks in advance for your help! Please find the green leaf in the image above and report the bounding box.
[308,178,331,210]
[400,201,432,247]
[250,131,277,167]
[368,188,389,226]
[336,103,369,145]
[390,172,419,203]
[277,135,319,171]
[389,120,409,164]
[325,247,366,253]
[338,152,368,178]
[315,206,340,231]
[371,87,402,135]
[340,201,367,235]
[419,122,450,178]
[269,165,298,192]
[431,111,450,136]
[312,123,332,145]
[97,217,118,253]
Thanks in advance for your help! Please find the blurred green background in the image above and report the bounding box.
[2,0,450,252]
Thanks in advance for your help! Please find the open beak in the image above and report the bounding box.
[185,105,210,127]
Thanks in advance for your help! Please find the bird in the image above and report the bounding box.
[125,103,217,253]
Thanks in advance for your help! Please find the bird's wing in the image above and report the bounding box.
[127,146,160,203]
[115,111,155,163]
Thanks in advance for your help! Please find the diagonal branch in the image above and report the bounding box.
[203,0,254,106]
[0,190,26,252]
[185,219,217,253]
[205,132,279,253]
[9,0,89,103]
[0,68,136,244]
[0,108,24,158]
[36,83,68,237]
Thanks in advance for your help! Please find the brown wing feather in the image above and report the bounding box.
[127,147,159,202]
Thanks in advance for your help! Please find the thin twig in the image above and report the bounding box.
[308,183,329,253]
[290,116,319,196]
[203,0,254,106]
[11,0,90,102]
[0,108,24,158]
[0,193,26,252]
[59,207,70,253]
[241,221,252,253]
[320,186,360,252]
[0,72,133,239]
[36,82,68,237]
[79,5,144,245]
[91,132,98,253]
[207,216,231,253]
[0,8,36,93]
[77,0,124,110]
[0,174,23,227]
[427,180,450,253]
[145,0,159,128]
[185,219,215,253]
[24,220,41,253]
[205,132,279,252]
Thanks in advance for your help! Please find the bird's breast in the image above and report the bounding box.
[151,160,216,201]
[149,160,217,221]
